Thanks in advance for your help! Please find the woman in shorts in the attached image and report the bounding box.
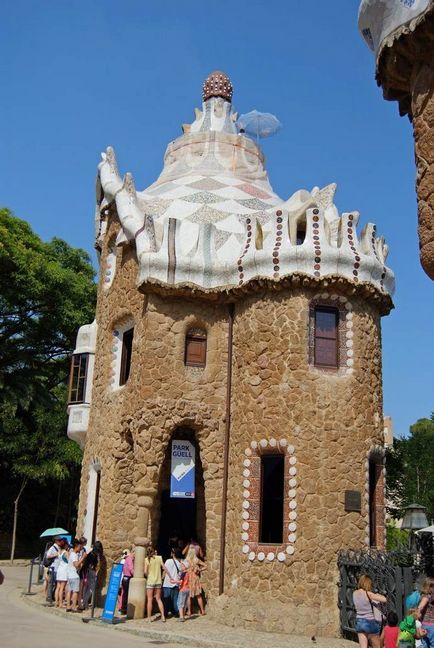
[144,546,165,622]
[54,542,70,608]
[66,539,85,612]
[353,574,387,648]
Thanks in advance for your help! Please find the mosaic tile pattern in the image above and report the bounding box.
[187,178,227,191]
[182,191,223,204]
[242,439,297,563]
[237,183,272,200]
[188,204,230,224]
[312,209,322,279]
[370,225,387,292]
[237,218,253,285]
[103,245,117,290]
[272,211,283,279]
[346,214,360,284]
[139,198,172,216]
[214,229,231,249]
[237,198,272,211]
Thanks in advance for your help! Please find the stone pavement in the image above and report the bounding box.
[1,565,179,648]
[10,564,355,648]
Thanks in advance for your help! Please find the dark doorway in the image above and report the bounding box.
[157,491,197,559]
[91,469,101,545]
[154,427,206,560]
[369,459,382,547]
[259,454,284,544]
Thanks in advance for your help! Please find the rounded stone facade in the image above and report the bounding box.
[76,216,387,636]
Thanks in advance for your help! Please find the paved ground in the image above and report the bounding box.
[0,565,179,648]
[2,564,355,648]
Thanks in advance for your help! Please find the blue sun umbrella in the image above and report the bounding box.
[40,527,69,538]
[236,110,282,140]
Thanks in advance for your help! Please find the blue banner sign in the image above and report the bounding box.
[101,562,123,623]
[170,440,195,499]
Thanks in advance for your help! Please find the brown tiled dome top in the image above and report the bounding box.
[202,70,233,102]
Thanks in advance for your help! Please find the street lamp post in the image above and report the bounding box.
[401,503,429,553]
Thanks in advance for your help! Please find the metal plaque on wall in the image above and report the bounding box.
[344,490,362,512]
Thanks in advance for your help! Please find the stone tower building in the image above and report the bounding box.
[67,71,394,636]
[359,1,434,279]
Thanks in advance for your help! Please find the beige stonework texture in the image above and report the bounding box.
[376,9,434,279]
[77,218,387,637]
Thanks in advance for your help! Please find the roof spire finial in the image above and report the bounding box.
[202,70,233,103]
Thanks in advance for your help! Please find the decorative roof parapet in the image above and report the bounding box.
[96,71,394,306]
[98,143,394,299]
[129,207,394,297]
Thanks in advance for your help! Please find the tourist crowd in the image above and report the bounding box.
[119,537,206,622]
[43,534,207,622]
[44,536,106,612]
[353,574,434,648]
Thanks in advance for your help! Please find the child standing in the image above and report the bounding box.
[177,568,190,622]
[398,610,427,648]
[384,611,400,648]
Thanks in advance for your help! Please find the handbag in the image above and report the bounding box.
[366,592,386,630]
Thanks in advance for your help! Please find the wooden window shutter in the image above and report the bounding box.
[314,307,339,367]
[185,329,207,367]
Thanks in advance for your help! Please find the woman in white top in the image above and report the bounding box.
[54,544,70,608]
[66,539,86,612]
[162,548,186,617]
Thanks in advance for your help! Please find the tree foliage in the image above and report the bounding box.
[386,414,434,524]
[0,208,96,484]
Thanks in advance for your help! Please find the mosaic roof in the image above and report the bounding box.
[96,72,394,299]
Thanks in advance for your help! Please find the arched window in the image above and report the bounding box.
[185,328,207,368]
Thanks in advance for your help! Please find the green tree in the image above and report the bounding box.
[0,209,96,560]
[386,413,434,524]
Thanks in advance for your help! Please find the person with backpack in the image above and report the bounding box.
[43,537,66,601]
[80,541,105,610]
[162,547,185,618]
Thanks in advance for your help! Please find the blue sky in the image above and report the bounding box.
[1,1,432,436]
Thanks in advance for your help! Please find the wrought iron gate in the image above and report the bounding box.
[337,549,414,640]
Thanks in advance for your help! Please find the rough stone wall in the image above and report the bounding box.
[411,62,434,279]
[77,214,386,636]
[375,10,434,280]
[211,289,384,636]
[77,217,229,597]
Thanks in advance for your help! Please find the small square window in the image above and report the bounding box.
[185,329,207,368]
[314,307,339,367]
